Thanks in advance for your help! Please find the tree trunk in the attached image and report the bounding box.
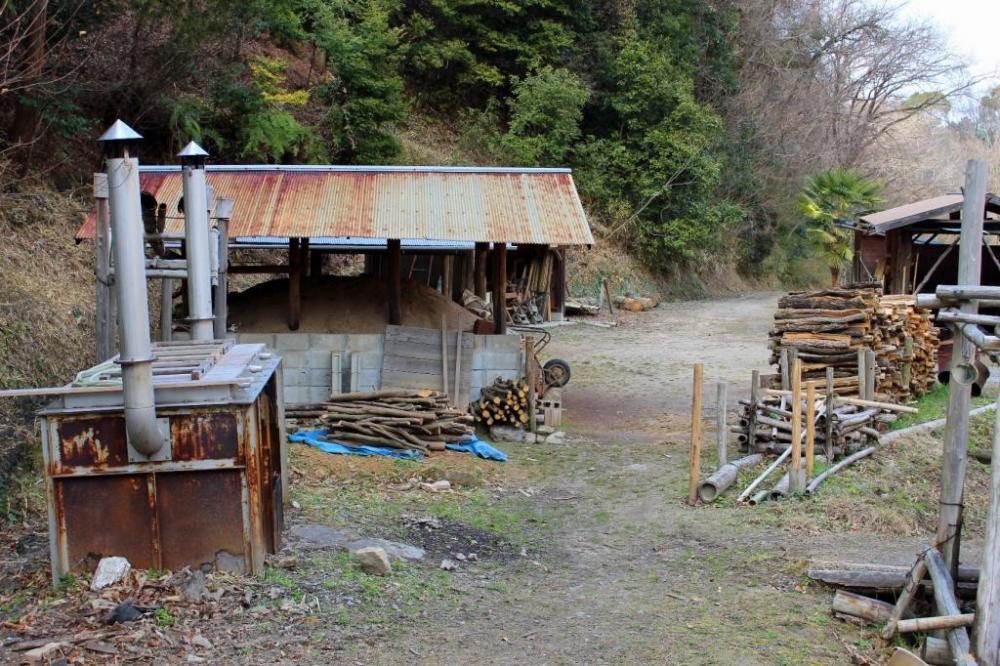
[830,265,840,288]
[10,0,49,160]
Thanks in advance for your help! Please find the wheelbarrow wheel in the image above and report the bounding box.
[543,359,571,387]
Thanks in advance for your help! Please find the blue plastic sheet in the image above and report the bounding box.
[446,438,508,462]
[289,429,423,460]
[289,429,507,462]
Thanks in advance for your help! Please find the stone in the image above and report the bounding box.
[490,425,526,443]
[544,431,566,444]
[536,425,556,435]
[23,642,66,664]
[440,558,457,571]
[90,556,131,591]
[289,523,355,551]
[190,634,213,650]
[347,538,425,563]
[355,547,392,576]
[455,553,466,561]
[419,480,451,492]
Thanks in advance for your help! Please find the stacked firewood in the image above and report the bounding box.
[734,393,899,455]
[316,390,475,453]
[769,287,938,400]
[469,377,530,427]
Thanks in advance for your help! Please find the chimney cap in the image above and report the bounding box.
[98,119,142,142]
[177,141,209,158]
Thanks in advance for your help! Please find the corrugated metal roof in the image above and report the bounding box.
[77,165,594,245]
[858,193,1000,234]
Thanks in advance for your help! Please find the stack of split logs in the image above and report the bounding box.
[313,390,475,453]
[509,252,554,325]
[470,377,531,426]
[769,286,938,401]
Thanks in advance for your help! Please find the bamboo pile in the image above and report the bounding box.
[315,390,475,453]
[769,287,937,400]
[733,392,900,456]
[469,377,531,427]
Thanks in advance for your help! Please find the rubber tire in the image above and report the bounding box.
[543,359,571,387]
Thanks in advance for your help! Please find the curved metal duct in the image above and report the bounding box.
[99,120,167,457]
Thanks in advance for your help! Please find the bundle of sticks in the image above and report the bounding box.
[769,286,938,401]
[469,377,530,427]
[312,390,475,453]
[733,391,901,456]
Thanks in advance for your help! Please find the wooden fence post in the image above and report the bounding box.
[716,382,727,466]
[805,383,816,480]
[789,357,804,493]
[687,363,704,506]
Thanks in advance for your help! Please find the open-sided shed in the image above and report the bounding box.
[851,193,1000,294]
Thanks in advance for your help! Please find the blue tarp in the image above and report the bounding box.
[289,429,507,462]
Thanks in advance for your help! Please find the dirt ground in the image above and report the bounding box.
[0,293,965,664]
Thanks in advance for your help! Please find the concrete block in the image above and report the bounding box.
[237,333,275,346]
[274,333,310,351]
[309,333,347,350]
[284,386,311,405]
[307,368,333,386]
[307,387,331,404]
[345,334,384,353]
[282,350,332,369]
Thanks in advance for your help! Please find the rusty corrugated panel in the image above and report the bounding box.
[77,167,593,245]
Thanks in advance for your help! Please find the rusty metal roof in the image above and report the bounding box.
[77,165,594,246]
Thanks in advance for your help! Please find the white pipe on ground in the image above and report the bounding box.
[100,120,166,457]
[178,141,215,341]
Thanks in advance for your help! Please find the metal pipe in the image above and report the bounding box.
[179,141,215,341]
[100,120,167,457]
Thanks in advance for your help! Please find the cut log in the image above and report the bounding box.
[831,590,894,623]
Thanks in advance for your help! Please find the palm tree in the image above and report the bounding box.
[798,169,882,287]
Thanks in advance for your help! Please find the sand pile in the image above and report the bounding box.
[229,276,481,334]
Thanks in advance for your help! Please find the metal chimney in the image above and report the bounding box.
[99,120,168,458]
[178,141,215,341]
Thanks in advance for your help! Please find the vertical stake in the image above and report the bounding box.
[747,370,760,454]
[716,382,727,466]
[824,367,835,461]
[805,383,816,480]
[789,357,804,493]
[687,363,704,506]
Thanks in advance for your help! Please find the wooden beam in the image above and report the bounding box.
[687,363,704,506]
[493,244,507,334]
[474,242,488,299]
[288,238,302,331]
[310,248,323,277]
[387,239,402,326]
[442,255,454,300]
[977,387,1000,663]
[550,248,566,320]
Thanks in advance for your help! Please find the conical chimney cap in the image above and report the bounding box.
[177,141,209,158]
[98,119,142,142]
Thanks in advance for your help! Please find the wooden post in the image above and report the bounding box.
[747,371,760,454]
[288,238,302,331]
[805,383,816,480]
[440,315,449,397]
[160,277,173,342]
[865,348,877,399]
[474,242,488,299]
[925,549,977,666]
[902,336,913,393]
[780,349,790,391]
[857,348,867,400]
[300,238,310,277]
[824,367,835,462]
[551,248,566,321]
[790,357,804,493]
[454,331,463,408]
[493,244,507,334]
[716,382,727,466]
[687,363,704,506]
[213,217,229,340]
[94,173,113,361]
[387,239,402,326]
[938,159,988,575]
[976,390,1000,664]
[526,336,537,434]
[603,277,615,314]
[442,255,454,300]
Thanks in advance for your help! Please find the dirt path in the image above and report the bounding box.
[350,294,923,665]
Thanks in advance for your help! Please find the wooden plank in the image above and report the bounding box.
[687,363,704,506]
[388,239,402,326]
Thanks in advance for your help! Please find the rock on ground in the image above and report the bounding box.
[354,547,392,576]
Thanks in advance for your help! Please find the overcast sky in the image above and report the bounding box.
[901,0,1000,87]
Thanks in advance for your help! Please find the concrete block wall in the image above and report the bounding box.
[239,331,522,406]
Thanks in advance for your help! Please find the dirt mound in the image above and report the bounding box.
[229,275,481,334]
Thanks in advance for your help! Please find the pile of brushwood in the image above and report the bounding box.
[315,390,475,453]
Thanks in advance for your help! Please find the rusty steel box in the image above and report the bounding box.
[37,340,285,578]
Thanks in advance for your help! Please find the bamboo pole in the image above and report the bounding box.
[925,548,977,666]
[805,383,816,480]
[737,445,790,503]
[789,357,804,493]
[687,363,704,506]
[976,389,1000,664]
[805,446,876,494]
[939,159,988,576]
[897,613,974,634]
[716,382,727,466]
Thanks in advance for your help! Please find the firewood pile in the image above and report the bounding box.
[314,390,475,453]
[734,392,900,456]
[768,287,938,400]
[469,377,531,427]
